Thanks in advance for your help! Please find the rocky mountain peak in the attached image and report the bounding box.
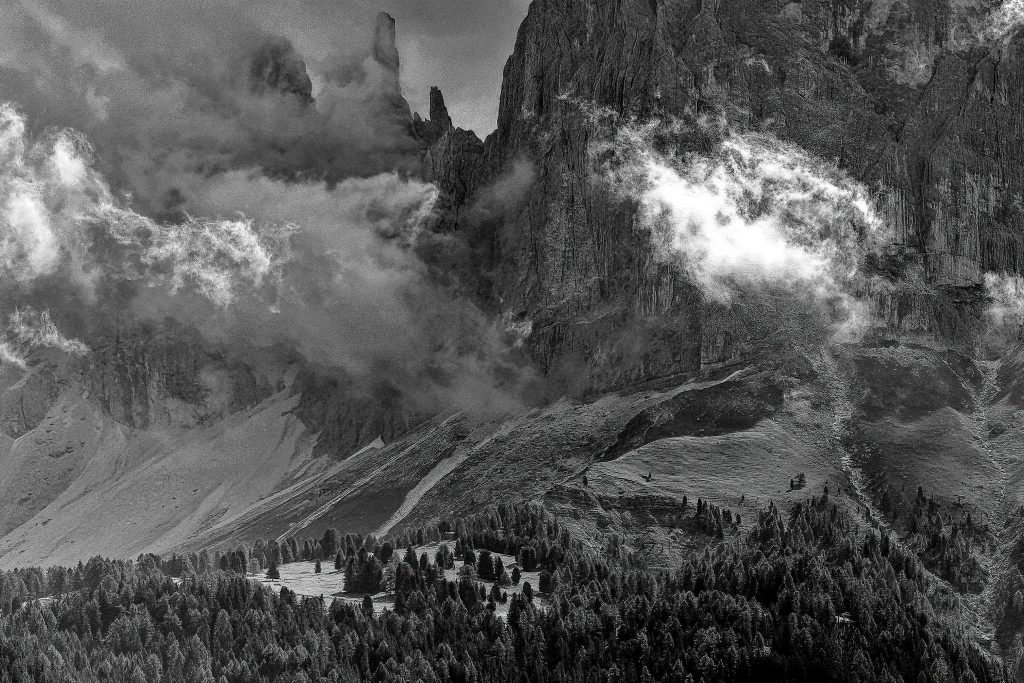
[373,12,401,75]
[248,36,314,105]
[429,87,453,131]
[414,86,457,144]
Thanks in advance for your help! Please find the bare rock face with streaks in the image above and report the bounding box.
[422,0,1024,391]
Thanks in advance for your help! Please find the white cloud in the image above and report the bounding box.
[0,103,284,306]
[596,121,886,308]
[0,306,88,368]
[988,0,1024,40]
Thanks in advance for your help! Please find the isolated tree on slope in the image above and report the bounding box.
[314,559,322,574]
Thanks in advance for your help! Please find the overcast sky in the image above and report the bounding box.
[0,0,531,141]
[360,0,532,136]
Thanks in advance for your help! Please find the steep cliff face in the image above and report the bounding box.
[84,324,275,430]
[427,0,1024,389]
[292,368,425,457]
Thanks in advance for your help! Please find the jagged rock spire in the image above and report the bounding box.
[414,86,456,144]
[429,87,453,131]
[373,12,401,75]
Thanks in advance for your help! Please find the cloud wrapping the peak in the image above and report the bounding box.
[597,121,885,302]
[593,118,890,341]
[0,0,424,218]
[0,103,534,415]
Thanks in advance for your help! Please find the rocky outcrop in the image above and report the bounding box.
[424,0,1024,389]
[79,322,423,456]
[292,369,426,457]
[0,360,62,438]
[84,323,273,430]
[602,370,787,460]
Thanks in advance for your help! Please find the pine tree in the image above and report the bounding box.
[344,559,355,590]
[379,542,394,564]
[322,529,339,559]
[539,569,555,593]
[314,559,322,574]
[478,550,494,580]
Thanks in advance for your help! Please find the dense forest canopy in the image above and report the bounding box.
[0,497,1010,682]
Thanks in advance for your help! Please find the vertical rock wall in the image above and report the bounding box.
[426,0,1024,387]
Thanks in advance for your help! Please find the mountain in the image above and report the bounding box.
[421,0,1024,389]
[2,0,1024,673]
